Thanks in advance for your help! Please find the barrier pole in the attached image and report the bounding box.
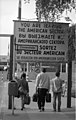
[8,35,14,109]
[12,96,14,115]
[67,61,72,108]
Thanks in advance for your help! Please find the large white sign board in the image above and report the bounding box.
[14,21,69,62]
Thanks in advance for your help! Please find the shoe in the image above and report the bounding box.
[14,107,16,110]
[39,109,42,112]
[53,109,56,112]
[62,94,64,97]
[38,107,41,112]
[38,108,42,112]
[42,107,44,111]
[58,109,61,112]
[21,108,23,110]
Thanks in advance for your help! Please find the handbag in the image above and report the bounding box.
[32,92,38,102]
[24,94,31,105]
[19,87,27,95]
[46,92,51,102]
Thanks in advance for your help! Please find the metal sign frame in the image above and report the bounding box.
[13,20,69,63]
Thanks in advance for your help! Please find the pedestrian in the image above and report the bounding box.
[19,73,29,110]
[35,68,50,112]
[52,71,64,112]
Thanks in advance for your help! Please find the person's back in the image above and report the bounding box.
[20,73,29,93]
[36,69,50,90]
[52,76,62,93]
[21,79,29,92]
[52,72,63,112]
[35,68,50,112]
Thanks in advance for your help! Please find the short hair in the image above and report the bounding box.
[21,73,26,78]
[42,68,46,73]
[55,72,60,77]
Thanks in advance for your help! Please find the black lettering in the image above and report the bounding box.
[43,51,65,55]
[49,40,64,44]
[21,23,30,27]
[32,23,41,28]
[19,33,26,38]
[28,34,37,38]
[18,28,25,32]
[39,45,56,50]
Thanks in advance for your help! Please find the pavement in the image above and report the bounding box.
[0,80,76,120]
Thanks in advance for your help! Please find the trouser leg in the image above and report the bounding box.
[41,89,48,108]
[58,93,61,110]
[37,89,41,109]
[37,88,47,109]
[53,93,57,110]
[21,95,24,109]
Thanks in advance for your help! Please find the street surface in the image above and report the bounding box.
[0,71,76,120]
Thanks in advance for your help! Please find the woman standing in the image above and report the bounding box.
[19,73,29,110]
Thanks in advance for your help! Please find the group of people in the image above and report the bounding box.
[35,68,64,112]
[15,68,64,112]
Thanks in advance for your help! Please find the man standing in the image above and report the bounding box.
[52,72,63,112]
[35,68,50,112]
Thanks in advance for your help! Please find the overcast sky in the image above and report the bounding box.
[0,0,76,55]
[0,0,36,55]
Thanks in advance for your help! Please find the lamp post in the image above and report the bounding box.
[8,35,14,109]
[18,0,21,20]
